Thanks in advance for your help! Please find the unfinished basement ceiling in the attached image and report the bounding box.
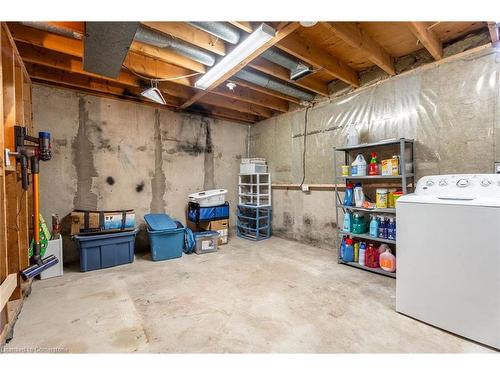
[8,21,496,124]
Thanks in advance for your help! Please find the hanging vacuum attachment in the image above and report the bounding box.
[10,126,58,279]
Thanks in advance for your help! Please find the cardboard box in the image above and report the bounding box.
[381,157,400,176]
[187,219,228,246]
[70,209,135,235]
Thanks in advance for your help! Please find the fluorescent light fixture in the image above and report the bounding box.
[195,23,275,90]
[141,86,166,105]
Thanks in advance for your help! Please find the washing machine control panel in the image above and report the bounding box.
[416,174,500,197]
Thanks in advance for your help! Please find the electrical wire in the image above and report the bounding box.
[299,105,312,189]
[123,65,202,82]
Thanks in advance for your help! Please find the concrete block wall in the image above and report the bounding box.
[251,47,500,251]
[33,84,248,263]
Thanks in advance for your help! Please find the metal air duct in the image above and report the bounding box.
[262,49,313,80]
[187,22,241,44]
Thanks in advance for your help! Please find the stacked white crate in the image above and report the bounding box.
[238,158,271,207]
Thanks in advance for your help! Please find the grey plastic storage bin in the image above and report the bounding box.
[193,231,219,254]
[75,229,137,272]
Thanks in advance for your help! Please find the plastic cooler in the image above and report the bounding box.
[75,229,138,272]
[144,213,185,261]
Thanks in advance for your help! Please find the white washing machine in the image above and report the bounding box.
[396,174,500,350]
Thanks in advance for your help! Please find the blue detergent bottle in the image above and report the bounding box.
[344,183,354,206]
[378,216,385,238]
[343,238,354,262]
[340,236,346,259]
[342,211,352,232]
[387,217,396,240]
[369,215,379,237]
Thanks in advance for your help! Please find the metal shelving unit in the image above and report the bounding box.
[333,138,415,278]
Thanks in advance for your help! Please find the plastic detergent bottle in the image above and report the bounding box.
[354,241,360,263]
[382,217,389,239]
[358,242,366,266]
[344,183,354,206]
[351,213,367,234]
[378,216,386,238]
[368,152,378,175]
[353,183,365,208]
[365,243,380,268]
[354,153,367,176]
[379,248,396,272]
[351,158,358,176]
[346,126,360,146]
[342,211,352,232]
[343,238,354,262]
[369,215,379,237]
[340,236,346,259]
[387,217,396,240]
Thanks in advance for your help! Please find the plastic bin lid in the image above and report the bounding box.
[193,230,219,239]
[144,214,178,231]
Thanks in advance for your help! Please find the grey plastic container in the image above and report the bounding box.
[193,231,219,254]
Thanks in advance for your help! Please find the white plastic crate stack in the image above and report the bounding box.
[238,158,271,207]
[237,158,272,241]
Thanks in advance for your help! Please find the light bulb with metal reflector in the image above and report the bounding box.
[300,21,317,27]
[140,87,166,105]
[195,23,275,90]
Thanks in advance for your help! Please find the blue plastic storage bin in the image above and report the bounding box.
[188,201,229,223]
[75,229,138,272]
[144,214,185,261]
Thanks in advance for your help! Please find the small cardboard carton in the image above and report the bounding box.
[189,219,228,245]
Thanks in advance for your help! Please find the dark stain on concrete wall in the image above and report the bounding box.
[150,109,166,213]
[303,215,313,226]
[136,181,145,192]
[283,212,294,227]
[106,176,115,185]
[72,97,98,210]
[203,118,215,190]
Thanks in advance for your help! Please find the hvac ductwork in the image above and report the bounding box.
[261,49,313,80]
[235,69,315,102]
[20,22,83,39]
[187,22,241,44]
[135,26,216,67]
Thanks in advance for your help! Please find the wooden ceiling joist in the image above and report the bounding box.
[276,32,360,87]
[325,22,395,75]
[213,84,288,112]
[229,22,253,33]
[407,22,443,60]
[179,22,301,109]
[141,22,226,56]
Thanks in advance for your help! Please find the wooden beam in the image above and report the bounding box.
[213,84,288,112]
[325,22,395,75]
[488,22,499,43]
[186,103,259,124]
[407,22,443,60]
[229,22,253,33]
[276,32,360,87]
[142,22,226,56]
[0,274,17,311]
[198,93,272,118]
[249,57,328,96]
[179,22,301,109]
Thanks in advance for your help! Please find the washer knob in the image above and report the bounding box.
[426,180,434,187]
[438,179,448,186]
[481,179,492,187]
[456,178,469,188]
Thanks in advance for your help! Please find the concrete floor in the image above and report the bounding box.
[5,236,494,353]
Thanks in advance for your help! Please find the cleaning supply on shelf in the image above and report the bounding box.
[387,188,397,208]
[369,215,379,237]
[343,238,354,262]
[344,183,354,206]
[368,152,379,175]
[351,212,367,234]
[341,165,350,176]
[358,242,366,266]
[342,211,352,232]
[379,247,396,272]
[376,188,388,208]
[353,183,365,208]
[365,242,380,268]
[393,190,403,205]
[378,216,386,238]
[352,153,367,176]
[340,236,346,259]
[387,217,396,240]
[354,241,359,263]
[346,126,359,146]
